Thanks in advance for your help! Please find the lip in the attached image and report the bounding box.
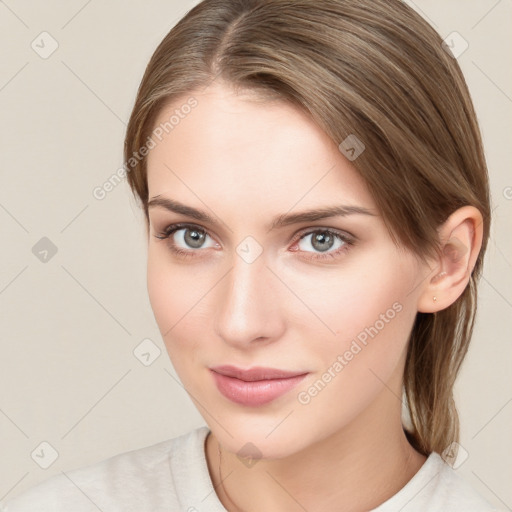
[210,365,309,406]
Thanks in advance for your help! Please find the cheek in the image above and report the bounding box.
[147,250,180,335]
[146,247,217,378]
[280,248,416,348]
[291,252,419,419]
[147,245,211,326]
[287,249,420,408]
[147,249,198,348]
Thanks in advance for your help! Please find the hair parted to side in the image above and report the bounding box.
[124,0,491,457]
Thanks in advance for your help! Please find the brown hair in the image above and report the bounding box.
[124,0,491,457]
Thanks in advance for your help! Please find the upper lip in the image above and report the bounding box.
[210,365,308,382]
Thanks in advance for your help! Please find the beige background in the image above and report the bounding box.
[0,0,510,508]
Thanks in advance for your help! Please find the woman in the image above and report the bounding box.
[2,0,501,510]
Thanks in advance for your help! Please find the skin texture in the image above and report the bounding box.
[145,81,483,511]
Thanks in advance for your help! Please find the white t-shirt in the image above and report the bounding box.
[0,426,502,512]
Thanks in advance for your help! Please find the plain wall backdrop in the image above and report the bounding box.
[1,0,511,508]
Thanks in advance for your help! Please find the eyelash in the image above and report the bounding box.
[153,222,355,262]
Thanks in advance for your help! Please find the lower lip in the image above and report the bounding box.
[211,371,308,406]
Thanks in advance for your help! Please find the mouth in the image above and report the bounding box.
[210,365,309,407]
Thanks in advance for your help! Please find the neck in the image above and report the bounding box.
[205,387,427,512]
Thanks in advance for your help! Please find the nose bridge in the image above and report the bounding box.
[215,248,283,346]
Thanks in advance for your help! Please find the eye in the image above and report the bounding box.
[291,228,354,261]
[153,223,218,259]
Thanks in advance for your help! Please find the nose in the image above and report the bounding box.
[214,251,286,349]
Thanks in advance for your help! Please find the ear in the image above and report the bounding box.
[417,206,484,313]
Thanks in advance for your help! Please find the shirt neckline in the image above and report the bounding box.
[177,426,443,512]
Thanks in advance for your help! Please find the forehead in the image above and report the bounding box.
[146,82,375,213]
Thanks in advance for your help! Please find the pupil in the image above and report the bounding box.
[185,229,205,248]
[313,232,333,252]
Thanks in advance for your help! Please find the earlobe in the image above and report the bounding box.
[417,206,484,313]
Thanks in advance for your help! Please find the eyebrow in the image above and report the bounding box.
[147,196,377,231]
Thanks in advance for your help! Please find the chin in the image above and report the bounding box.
[205,412,317,461]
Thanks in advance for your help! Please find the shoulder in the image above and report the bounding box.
[374,452,503,512]
[0,426,211,512]
[425,454,501,511]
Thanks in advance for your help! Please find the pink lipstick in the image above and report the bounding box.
[210,365,308,406]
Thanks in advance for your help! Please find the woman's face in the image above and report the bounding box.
[146,82,429,458]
